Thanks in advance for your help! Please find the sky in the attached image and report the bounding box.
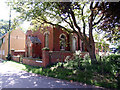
[0,0,113,46]
[0,0,30,32]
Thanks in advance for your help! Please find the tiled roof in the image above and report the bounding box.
[30,36,41,44]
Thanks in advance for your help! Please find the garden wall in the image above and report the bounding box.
[12,50,89,67]
[42,50,74,67]
[49,51,73,63]
[22,57,42,67]
[42,50,89,67]
[11,50,25,57]
[12,56,20,62]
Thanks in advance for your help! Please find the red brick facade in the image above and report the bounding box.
[22,58,42,67]
[12,56,20,62]
[11,50,25,57]
[25,26,85,58]
[24,26,88,67]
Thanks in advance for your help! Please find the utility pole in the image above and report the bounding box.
[7,6,11,60]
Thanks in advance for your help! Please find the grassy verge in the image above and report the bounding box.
[2,54,120,89]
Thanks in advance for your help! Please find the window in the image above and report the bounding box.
[72,36,77,51]
[45,33,49,48]
[60,34,66,50]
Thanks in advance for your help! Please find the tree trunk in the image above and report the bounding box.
[87,6,97,64]
[87,42,97,64]
[84,36,97,64]
[89,49,97,63]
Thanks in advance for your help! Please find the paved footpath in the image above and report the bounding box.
[0,59,105,89]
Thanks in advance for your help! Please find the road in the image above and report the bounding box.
[0,60,104,89]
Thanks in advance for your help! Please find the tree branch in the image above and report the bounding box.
[94,2,99,9]
[69,8,81,32]
[90,2,93,10]
[68,13,76,32]
[81,4,86,36]
[37,18,73,33]
[93,14,104,26]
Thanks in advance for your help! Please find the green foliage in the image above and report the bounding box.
[0,20,9,36]
[10,1,112,62]
[42,47,50,50]
[4,54,120,89]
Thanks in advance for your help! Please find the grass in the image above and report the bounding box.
[2,54,120,89]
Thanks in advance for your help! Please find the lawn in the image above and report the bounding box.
[2,54,120,89]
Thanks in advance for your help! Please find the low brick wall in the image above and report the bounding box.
[49,51,73,63]
[42,50,73,67]
[12,56,20,62]
[14,52,25,57]
[11,50,25,57]
[22,57,42,67]
[12,51,89,67]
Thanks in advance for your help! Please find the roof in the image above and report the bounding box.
[0,33,7,40]
[0,28,24,40]
[30,36,41,44]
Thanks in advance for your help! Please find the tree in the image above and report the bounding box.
[9,1,113,63]
[0,18,20,37]
[0,20,9,37]
[99,2,120,41]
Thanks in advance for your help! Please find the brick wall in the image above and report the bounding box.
[12,51,88,67]
[12,56,20,62]
[53,27,70,51]
[42,50,73,67]
[50,51,73,63]
[22,57,42,67]
[11,50,25,57]
[32,44,42,58]
[13,52,25,57]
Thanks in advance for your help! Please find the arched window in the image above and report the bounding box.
[44,33,49,48]
[60,34,66,50]
[72,36,77,52]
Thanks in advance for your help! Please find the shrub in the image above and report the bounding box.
[42,47,50,50]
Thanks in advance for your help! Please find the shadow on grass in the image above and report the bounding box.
[4,54,120,89]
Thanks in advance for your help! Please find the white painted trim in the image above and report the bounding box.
[36,60,42,63]
[73,36,77,40]
[43,31,50,35]
[59,33,67,39]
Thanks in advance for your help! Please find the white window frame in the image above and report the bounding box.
[44,32,50,48]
